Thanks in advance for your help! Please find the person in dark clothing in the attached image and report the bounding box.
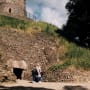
[31,68,38,82]
[36,63,42,82]
[32,63,43,83]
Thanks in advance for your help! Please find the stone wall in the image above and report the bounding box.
[44,68,90,82]
[0,28,60,81]
[0,0,26,17]
[0,63,16,82]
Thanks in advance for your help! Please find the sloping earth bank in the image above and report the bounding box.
[0,28,60,82]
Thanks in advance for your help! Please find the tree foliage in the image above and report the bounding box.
[63,0,90,47]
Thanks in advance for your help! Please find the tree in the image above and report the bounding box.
[63,0,90,47]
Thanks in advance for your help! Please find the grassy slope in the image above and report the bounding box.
[50,38,90,71]
[0,15,57,36]
[0,15,90,71]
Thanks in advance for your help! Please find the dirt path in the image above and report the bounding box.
[1,80,90,90]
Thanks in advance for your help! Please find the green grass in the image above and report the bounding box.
[49,39,90,71]
[0,15,29,30]
[49,60,71,71]
[66,43,90,70]
[0,15,58,36]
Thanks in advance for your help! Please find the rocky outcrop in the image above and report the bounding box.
[0,63,16,82]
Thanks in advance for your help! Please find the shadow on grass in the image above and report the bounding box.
[64,85,88,90]
[56,29,90,48]
[0,86,54,90]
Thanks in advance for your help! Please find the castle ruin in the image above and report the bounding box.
[0,0,26,17]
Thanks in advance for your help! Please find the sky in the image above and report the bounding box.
[26,0,69,28]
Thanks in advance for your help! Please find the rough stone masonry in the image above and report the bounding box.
[0,0,26,17]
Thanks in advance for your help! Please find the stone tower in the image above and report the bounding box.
[0,0,26,17]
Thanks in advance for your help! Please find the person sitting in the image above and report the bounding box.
[31,68,38,83]
[36,63,42,82]
[31,63,43,83]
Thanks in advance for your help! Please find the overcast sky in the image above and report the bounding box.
[26,0,69,28]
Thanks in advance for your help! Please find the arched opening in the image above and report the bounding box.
[7,60,27,79]
[13,68,24,79]
[9,8,11,13]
